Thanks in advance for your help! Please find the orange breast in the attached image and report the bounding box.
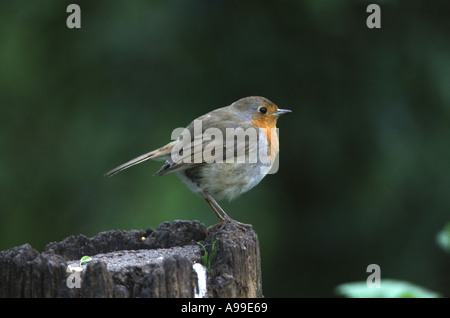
[251,117,279,163]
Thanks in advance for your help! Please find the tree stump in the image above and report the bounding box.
[0,220,263,298]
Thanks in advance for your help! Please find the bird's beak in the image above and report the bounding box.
[274,108,292,116]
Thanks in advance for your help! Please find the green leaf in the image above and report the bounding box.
[208,238,219,270]
[436,223,450,253]
[80,256,93,266]
[197,238,219,271]
[336,279,441,298]
[197,242,209,268]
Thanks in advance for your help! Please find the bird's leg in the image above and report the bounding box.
[204,191,232,222]
[203,191,253,229]
[204,197,226,223]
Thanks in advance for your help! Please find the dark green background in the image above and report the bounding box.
[1,0,449,297]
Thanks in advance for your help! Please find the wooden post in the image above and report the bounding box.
[0,220,263,298]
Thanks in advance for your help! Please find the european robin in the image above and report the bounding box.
[105,96,291,228]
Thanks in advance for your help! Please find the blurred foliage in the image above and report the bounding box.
[336,279,441,298]
[436,223,450,253]
[337,225,448,298]
[1,0,450,297]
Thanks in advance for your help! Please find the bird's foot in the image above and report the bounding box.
[208,217,253,233]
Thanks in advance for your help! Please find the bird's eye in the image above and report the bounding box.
[259,107,267,114]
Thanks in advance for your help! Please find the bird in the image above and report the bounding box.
[105,96,291,228]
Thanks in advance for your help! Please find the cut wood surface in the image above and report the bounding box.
[0,220,262,298]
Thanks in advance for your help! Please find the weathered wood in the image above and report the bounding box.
[0,220,263,298]
[207,223,263,298]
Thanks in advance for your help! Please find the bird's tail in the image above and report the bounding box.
[104,141,176,177]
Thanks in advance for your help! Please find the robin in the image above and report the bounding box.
[105,96,291,228]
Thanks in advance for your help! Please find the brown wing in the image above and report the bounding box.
[156,107,261,176]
